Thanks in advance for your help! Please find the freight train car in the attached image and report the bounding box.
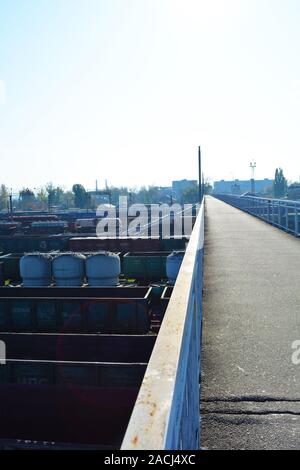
[0,236,69,254]
[0,281,175,449]
[0,210,181,450]
[0,286,152,334]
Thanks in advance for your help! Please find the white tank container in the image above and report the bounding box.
[166,251,185,285]
[52,253,86,287]
[20,253,52,287]
[86,252,121,286]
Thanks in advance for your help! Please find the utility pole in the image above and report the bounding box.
[9,190,13,219]
[250,160,256,195]
[198,146,202,202]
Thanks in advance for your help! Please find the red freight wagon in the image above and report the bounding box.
[69,237,161,253]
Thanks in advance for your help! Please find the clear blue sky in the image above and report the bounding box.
[0,0,300,191]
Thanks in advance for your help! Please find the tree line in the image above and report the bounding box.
[1,171,299,211]
[0,181,213,211]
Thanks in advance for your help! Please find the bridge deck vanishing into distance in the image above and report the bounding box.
[201,196,300,450]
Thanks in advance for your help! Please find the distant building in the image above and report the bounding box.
[213,179,273,195]
[172,179,198,200]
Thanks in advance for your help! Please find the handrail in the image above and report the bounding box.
[121,201,204,450]
[213,194,300,236]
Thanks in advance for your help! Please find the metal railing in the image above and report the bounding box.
[214,194,300,236]
[121,202,205,450]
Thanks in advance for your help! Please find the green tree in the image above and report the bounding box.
[274,168,287,198]
[72,184,87,208]
[60,190,75,209]
[182,180,212,203]
[46,183,65,207]
[204,180,213,195]
[107,185,129,205]
[0,185,9,210]
[19,188,35,209]
[36,187,48,209]
[19,188,34,198]
[182,184,199,204]
[135,185,162,204]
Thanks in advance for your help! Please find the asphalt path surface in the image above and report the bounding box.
[200,196,300,450]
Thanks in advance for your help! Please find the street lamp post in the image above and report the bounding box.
[9,189,13,218]
[250,160,256,195]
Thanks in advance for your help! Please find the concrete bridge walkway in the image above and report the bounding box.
[200,196,300,450]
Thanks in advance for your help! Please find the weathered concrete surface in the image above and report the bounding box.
[200,196,300,450]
